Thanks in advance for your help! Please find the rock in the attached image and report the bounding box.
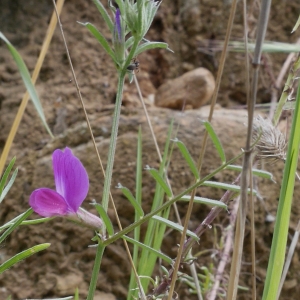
[154,68,215,110]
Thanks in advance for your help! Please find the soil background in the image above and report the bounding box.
[0,0,300,299]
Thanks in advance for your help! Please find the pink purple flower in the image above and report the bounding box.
[30,147,89,217]
[30,147,102,229]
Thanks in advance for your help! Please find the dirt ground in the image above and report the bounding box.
[1,0,300,299]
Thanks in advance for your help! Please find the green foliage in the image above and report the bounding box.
[93,203,114,237]
[0,157,18,204]
[202,121,226,164]
[173,138,200,180]
[0,33,53,137]
[117,183,144,217]
[0,209,33,245]
[262,81,300,300]
[0,244,50,274]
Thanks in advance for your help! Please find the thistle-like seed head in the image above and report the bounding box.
[252,115,286,162]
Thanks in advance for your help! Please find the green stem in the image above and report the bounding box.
[101,37,141,233]
[101,73,125,213]
[86,242,105,300]
[103,152,244,247]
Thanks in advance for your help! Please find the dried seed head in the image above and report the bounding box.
[252,115,286,162]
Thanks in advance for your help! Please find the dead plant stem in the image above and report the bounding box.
[166,1,239,299]
[207,195,239,300]
[227,1,272,299]
[0,0,65,176]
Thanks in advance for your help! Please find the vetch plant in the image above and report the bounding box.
[29,147,103,230]
[3,0,291,299]
[79,0,172,223]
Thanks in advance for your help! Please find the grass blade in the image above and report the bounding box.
[226,164,274,181]
[179,195,227,209]
[0,243,50,274]
[202,120,226,163]
[123,235,172,264]
[0,157,16,198]
[0,168,18,203]
[262,80,300,300]
[145,166,172,197]
[152,215,199,241]
[203,180,257,195]
[116,183,144,217]
[0,209,33,245]
[0,32,53,137]
[173,138,200,180]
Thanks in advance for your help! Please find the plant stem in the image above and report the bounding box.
[102,152,244,247]
[101,38,140,235]
[86,243,105,300]
[101,73,125,215]
[227,1,271,299]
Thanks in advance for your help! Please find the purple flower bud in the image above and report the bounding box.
[115,8,122,42]
[113,8,125,63]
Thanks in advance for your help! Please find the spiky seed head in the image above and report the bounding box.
[252,115,286,162]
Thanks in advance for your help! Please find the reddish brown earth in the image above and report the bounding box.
[0,0,300,299]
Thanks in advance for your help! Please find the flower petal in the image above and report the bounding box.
[29,188,68,217]
[52,147,89,213]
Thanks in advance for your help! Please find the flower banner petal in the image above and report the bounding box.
[53,147,89,213]
[29,188,68,217]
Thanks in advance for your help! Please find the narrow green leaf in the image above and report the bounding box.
[229,41,300,53]
[0,32,53,137]
[292,15,300,33]
[128,126,143,299]
[202,120,226,163]
[173,138,199,180]
[78,22,117,64]
[92,0,114,33]
[0,243,50,273]
[0,168,18,203]
[145,166,172,197]
[125,36,135,51]
[0,157,16,196]
[114,0,125,16]
[203,180,257,195]
[74,287,79,300]
[262,80,300,300]
[179,195,227,209]
[152,215,199,241]
[123,235,172,264]
[0,209,33,245]
[92,203,114,236]
[116,183,144,217]
[0,216,53,232]
[135,41,172,56]
[226,164,274,181]
[135,121,174,299]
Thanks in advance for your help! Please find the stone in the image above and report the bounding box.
[155,67,215,110]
